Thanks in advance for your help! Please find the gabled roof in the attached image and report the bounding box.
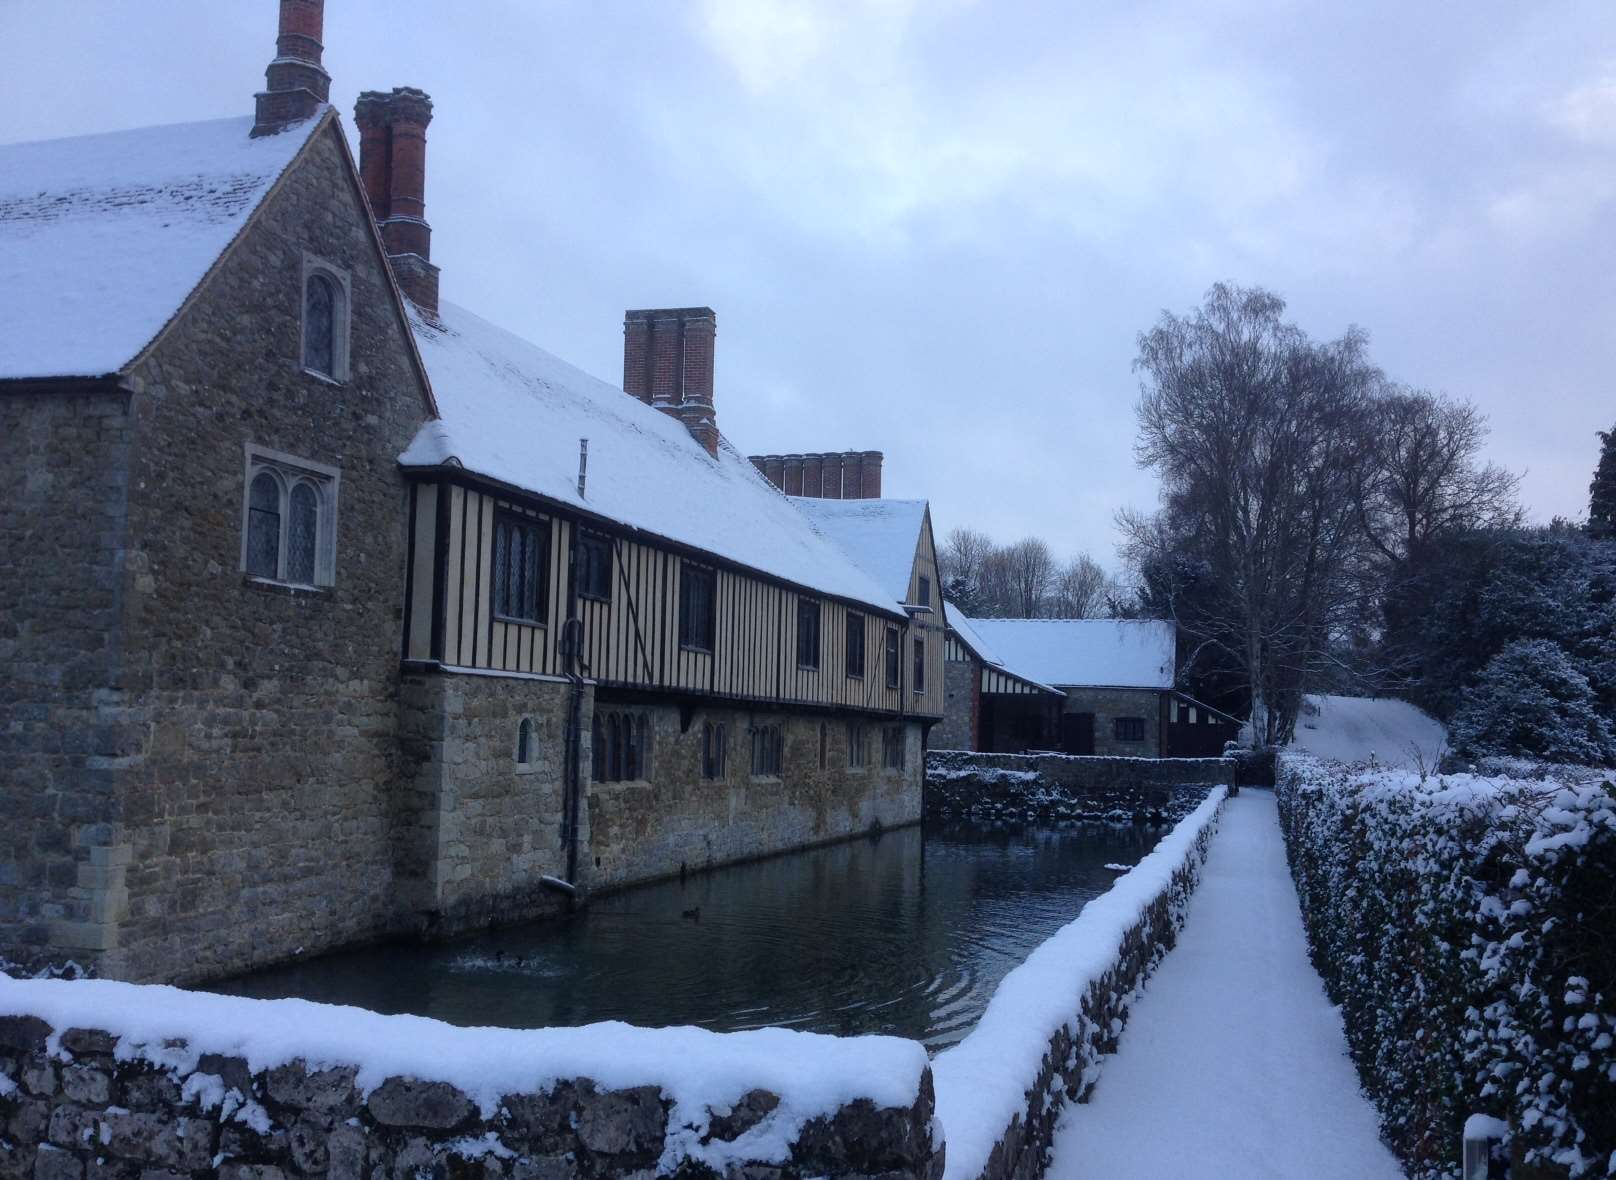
[790,498,928,606]
[398,303,903,616]
[962,617,1177,690]
[0,113,324,381]
[943,602,1063,696]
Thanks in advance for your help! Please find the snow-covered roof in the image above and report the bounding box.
[0,113,324,381]
[943,602,1063,695]
[962,618,1177,689]
[399,303,903,615]
[790,498,927,605]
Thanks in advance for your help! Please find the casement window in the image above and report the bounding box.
[750,723,784,778]
[847,722,869,770]
[882,725,906,770]
[913,636,926,694]
[846,613,866,678]
[701,721,727,780]
[591,709,650,782]
[493,512,549,624]
[1114,717,1147,742]
[577,531,612,601]
[679,562,717,651]
[797,599,821,669]
[885,626,901,689]
[301,256,350,381]
[241,446,339,587]
[918,575,931,607]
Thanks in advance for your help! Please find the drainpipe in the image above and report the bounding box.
[559,615,586,897]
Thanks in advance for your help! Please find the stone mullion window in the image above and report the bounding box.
[242,446,339,587]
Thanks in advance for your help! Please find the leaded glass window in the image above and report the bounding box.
[493,513,548,623]
[304,273,336,376]
[246,472,282,578]
[287,482,319,584]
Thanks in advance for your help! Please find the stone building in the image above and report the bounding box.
[938,611,1240,757]
[0,0,943,984]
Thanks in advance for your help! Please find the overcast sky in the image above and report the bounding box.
[6,1,1613,567]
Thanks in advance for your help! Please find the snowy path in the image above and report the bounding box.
[1046,792,1406,1180]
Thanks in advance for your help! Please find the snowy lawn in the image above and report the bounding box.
[1289,693,1447,769]
[1046,791,1404,1180]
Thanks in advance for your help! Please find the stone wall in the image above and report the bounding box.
[396,670,586,934]
[588,705,924,891]
[933,659,977,752]
[1059,686,1164,758]
[0,1000,940,1180]
[925,750,1232,824]
[0,387,135,972]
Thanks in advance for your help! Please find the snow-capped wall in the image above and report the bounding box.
[1277,753,1616,1180]
[0,979,938,1178]
[925,749,1230,824]
[931,788,1227,1180]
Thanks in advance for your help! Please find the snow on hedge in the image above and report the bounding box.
[0,975,928,1172]
[1277,753,1616,1179]
[932,786,1227,1180]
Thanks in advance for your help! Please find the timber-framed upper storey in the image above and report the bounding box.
[401,467,945,720]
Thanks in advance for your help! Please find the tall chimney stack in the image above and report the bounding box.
[354,88,440,317]
[252,0,330,136]
[622,308,721,456]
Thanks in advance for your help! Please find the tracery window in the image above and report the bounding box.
[592,710,650,783]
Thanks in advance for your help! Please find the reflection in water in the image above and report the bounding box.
[213,821,1160,1050]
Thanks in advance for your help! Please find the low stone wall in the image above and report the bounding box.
[926,750,1232,824]
[931,789,1227,1180]
[0,981,940,1179]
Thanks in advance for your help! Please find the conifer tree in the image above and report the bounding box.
[1590,423,1616,541]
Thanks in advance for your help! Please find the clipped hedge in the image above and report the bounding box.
[1276,754,1616,1179]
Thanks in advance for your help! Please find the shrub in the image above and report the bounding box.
[1450,639,1616,767]
[1277,754,1616,1179]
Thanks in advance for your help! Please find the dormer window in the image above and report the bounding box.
[301,256,350,381]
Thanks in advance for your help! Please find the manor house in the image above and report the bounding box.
[0,0,945,984]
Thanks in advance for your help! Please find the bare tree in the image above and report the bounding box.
[1126,283,1379,746]
[937,526,995,591]
[1049,554,1116,618]
[1001,538,1056,616]
[1358,387,1522,564]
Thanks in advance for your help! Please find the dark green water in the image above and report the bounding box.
[213,821,1159,1050]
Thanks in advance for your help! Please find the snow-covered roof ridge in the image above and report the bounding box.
[963,617,1176,689]
[398,303,903,615]
[790,497,928,606]
[0,111,327,381]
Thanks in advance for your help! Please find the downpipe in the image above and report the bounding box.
[546,614,587,905]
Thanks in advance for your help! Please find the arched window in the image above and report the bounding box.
[517,718,534,765]
[287,482,320,585]
[246,471,282,578]
[241,448,340,587]
[303,273,337,376]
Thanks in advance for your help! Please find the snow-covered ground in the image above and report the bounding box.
[1289,693,1447,768]
[1046,792,1404,1180]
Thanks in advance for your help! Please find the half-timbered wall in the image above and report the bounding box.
[403,478,947,720]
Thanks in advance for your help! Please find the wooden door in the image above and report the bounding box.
[1061,712,1094,755]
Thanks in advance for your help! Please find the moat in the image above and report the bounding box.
[214,820,1161,1049]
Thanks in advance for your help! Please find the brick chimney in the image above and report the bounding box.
[622,308,720,456]
[746,450,885,499]
[354,87,440,317]
[252,0,330,136]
